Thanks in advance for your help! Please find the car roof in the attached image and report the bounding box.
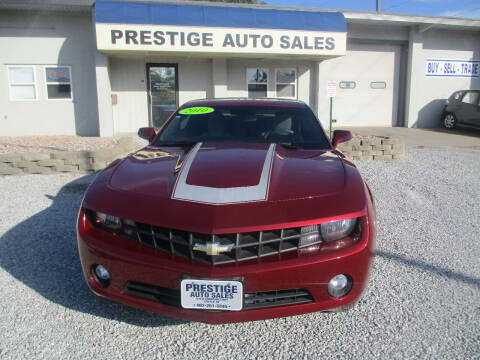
[181,98,308,108]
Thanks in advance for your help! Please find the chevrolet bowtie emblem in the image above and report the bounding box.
[193,241,234,256]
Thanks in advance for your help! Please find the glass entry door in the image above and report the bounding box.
[147,64,178,128]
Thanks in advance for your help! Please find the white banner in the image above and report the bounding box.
[95,23,346,57]
[425,59,480,77]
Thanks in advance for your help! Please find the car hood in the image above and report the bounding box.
[83,142,367,233]
[108,142,344,202]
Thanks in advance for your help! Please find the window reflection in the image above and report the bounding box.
[276,68,296,98]
[247,68,268,98]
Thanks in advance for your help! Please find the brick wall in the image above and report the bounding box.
[0,138,138,176]
[337,137,405,160]
[0,137,405,176]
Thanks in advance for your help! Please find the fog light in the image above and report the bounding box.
[92,264,110,288]
[95,265,110,280]
[328,274,352,298]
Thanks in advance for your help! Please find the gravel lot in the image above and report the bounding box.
[0,146,478,359]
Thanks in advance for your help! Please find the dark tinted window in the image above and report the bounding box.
[247,84,267,98]
[45,66,72,99]
[452,91,464,100]
[47,84,71,99]
[155,105,331,149]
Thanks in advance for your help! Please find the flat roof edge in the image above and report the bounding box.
[0,0,93,12]
[343,11,480,28]
[94,1,347,32]
[1,0,479,29]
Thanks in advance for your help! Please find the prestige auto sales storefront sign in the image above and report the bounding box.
[95,24,347,57]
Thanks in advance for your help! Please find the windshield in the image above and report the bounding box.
[154,105,331,149]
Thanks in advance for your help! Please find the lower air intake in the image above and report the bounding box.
[124,281,313,310]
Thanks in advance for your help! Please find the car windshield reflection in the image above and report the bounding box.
[153,105,331,149]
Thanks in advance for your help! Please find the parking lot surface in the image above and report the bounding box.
[0,145,479,359]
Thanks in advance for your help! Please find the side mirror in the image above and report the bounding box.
[332,130,353,148]
[138,127,156,142]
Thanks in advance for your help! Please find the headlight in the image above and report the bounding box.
[320,218,357,242]
[95,212,122,231]
[299,218,358,247]
[92,211,136,236]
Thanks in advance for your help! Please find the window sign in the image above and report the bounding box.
[45,66,72,99]
[276,68,296,98]
[247,68,268,98]
[8,66,37,100]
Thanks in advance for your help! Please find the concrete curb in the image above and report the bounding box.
[0,137,139,176]
[337,137,405,161]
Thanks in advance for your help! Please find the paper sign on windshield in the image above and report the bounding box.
[179,107,215,115]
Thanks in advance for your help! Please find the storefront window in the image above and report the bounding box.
[45,66,72,99]
[148,65,178,128]
[275,68,296,98]
[8,66,37,100]
[247,68,268,98]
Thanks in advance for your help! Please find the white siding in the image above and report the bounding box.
[406,28,480,128]
[0,9,98,136]
[226,59,316,107]
[177,58,213,104]
[317,42,401,127]
[109,56,212,132]
[109,57,149,134]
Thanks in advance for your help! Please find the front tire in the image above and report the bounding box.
[443,113,456,129]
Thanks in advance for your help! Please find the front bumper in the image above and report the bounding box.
[77,211,375,324]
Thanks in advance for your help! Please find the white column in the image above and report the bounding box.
[94,51,114,137]
[405,27,423,128]
[212,58,228,98]
[297,64,311,105]
[316,60,330,127]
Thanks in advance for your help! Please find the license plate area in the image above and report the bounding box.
[180,279,243,311]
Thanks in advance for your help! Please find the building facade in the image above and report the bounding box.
[1,0,479,137]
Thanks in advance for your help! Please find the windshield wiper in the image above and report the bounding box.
[277,142,327,150]
[277,142,299,149]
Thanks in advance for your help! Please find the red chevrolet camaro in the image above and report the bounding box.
[77,98,376,324]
